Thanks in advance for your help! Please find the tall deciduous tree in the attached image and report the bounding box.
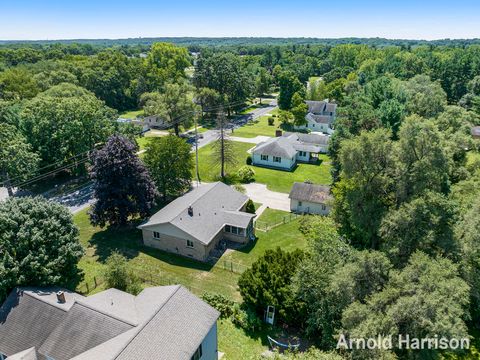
[277,70,304,110]
[0,123,40,196]
[89,135,158,227]
[254,67,272,104]
[341,252,470,360]
[144,42,190,91]
[19,84,116,168]
[290,92,308,127]
[0,197,84,301]
[143,135,193,200]
[141,81,198,136]
[194,53,252,115]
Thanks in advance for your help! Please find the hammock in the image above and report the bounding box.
[267,335,300,351]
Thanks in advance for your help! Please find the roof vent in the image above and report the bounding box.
[188,206,193,216]
[56,291,66,304]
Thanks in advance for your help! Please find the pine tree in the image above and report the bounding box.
[212,111,237,180]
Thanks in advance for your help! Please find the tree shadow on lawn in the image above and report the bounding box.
[88,222,214,272]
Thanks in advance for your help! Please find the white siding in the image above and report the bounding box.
[252,153,295,170]
[290,199,330,215]
[200,322,218,360]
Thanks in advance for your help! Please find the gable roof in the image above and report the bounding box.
[0,289,68,357]
[306,113,333,124]
[283,132,330,146]
[306,100,337,115]
[138,182,255,244]
[38,302,135,360]
[0,286,219,360]
[252,137,297,158]
[289,182,333,204]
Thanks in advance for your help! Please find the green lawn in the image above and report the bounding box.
[233,109,280,138]
[257,207,290,224]
[74,205,306,297]
[120,109,144,119]
[197,141,332,193]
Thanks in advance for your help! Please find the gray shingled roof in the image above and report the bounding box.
[306,100,336,115]
[253,137,297,158]
[289,182,332,203]
[139,182,255,244]
[306,100,327,113]
[283,132,330,146]
[307,113,333,124]
[1,285,219,360]
[115,286,219,360]
[38,302,134,360]
[0,289,69,357]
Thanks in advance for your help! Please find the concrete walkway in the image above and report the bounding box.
[243,183,290,212]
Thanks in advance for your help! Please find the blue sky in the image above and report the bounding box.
[1,0,480,40]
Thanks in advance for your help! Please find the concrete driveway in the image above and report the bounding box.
[242,183,290,212]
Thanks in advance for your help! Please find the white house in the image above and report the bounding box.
[0,286,220,360]
[252,132,329,170]
[294,100,337,134]
[289,182,333,215]
[139,182,256,262]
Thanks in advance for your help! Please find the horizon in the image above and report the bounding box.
[2,0,480,41]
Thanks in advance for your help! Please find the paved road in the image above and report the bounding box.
[196,99,277,150]
[37,100,279,214]
[242,183,290,212]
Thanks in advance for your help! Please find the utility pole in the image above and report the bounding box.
[194,112,200,186]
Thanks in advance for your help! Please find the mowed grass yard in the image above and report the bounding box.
[74,207,307,359]
[74,207,306,300]
[197,141,331,193]
[233,108,280,138]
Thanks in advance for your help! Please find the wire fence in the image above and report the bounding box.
[76,260,247,297]
[255,213,300,232]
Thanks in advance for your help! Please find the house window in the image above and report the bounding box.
[225,225,244,236]
[322,204,327,211]
[298,201,302,207]
[191,344,203,360]
[312,124,315,127]
[153,231,160,239]
[273,156,281,163]
[299,151,307,157]
[261,154,269,161]
[0,353,7,360]
[187,240,194,248]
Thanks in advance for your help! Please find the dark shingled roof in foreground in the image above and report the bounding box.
[0,285,220,360]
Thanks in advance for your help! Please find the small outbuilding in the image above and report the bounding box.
[289,182,332,215]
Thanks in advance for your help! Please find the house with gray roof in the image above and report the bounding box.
[252,131,329,170]
[0,285,220,360]
[289,182,333,215]
[294,100,337,134]
[138,182,256,262]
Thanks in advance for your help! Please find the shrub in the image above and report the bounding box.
[245,199,256,214]
[237,166,255,183]
[202,292,235,318]
[246,155,253,165]
[104,252,142,295]
[238,248,305,325]
[231,304,262,332]
[268,117,275,125]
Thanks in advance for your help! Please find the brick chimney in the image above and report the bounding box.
[188,206,193,216]
[275,130,283,137]
[56,291,66,304]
